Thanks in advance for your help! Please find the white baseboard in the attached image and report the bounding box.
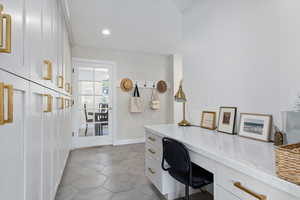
[114,138,145,146]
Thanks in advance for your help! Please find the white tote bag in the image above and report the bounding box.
[130,85,143,113]
[150,88,160,110]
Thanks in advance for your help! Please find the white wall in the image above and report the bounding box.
[182,0,300,142]
[72,46,173,142]
[171,54,183,124]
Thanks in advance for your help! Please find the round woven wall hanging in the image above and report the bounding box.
[157,80,167,93]
[120,78,133,92]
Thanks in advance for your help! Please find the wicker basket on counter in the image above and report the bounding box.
[275,143,300,185]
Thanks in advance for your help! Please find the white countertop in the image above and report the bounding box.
[144,124,300,198]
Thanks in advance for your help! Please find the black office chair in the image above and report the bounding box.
[84,104,93,136]
[161,137,213,200]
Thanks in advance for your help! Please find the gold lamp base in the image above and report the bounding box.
[178,120,191,127]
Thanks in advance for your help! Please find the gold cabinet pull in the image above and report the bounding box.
[58,76,64,88]
[65,83,70,93]
[148,148,156,154]
[148,136,156,142]
[0,83,4,125]
[0,83,13,124]
[4,84,13,123]
[0,4,12,53]
[59,97,64,110]
[43,94,52,112]
[43,60,52,80]
[233,182,267,200]
[148,168,156,174]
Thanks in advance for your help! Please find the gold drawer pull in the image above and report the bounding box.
[148,136,156,142]
[0,83,13,124]
[148,149,156,154]
[148,168,156,174]
[58,76,64,88]
[0,4,12,53]
[233,182,267,200]
[43,60,52,80]
[43,94,52,112]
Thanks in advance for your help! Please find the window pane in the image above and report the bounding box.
[80,108,95,123]
[79,81,94,95]
[78,67,93,80]
[94,68,109,81]
[95,96,109,107]
[80,96,94,110]
[95,81,109,96]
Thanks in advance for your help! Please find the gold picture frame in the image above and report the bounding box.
[201,111,216,130]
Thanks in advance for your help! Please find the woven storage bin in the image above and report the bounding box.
[275,143,300,185]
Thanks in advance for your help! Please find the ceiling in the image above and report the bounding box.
[65,0,186,54]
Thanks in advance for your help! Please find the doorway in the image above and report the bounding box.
[72,58,116,148]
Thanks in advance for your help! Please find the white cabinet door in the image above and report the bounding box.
[0,0,27,77]
[26,82,44,200]
[215,185,241,200]
[42,88,56,200]
[56,4,64,91]
[25,0,43,85]
[0,69,28,200]
[42,0,56,89]
[63,25,72,94]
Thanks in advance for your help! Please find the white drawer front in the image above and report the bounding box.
[146,132,162,149]
[217,165,298,200]
[146,142,162,162]
[145,155,162,191]
[215,185,241,200]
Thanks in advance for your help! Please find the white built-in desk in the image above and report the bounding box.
[144,124,300,200]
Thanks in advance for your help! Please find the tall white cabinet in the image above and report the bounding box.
[0,0,72,200]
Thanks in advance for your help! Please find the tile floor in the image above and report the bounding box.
[55,143,213,200]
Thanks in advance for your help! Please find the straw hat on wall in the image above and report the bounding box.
[157,80,167,93]
[120,78,133,92]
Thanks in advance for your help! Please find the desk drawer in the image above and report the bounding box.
[146,132,162,149]
[215,185,241,200]
[145,155,162,191]
[217,165,297,200]
[146,142,162,162]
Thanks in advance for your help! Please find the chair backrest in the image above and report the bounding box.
[98,112,108,122]
[99,103,108,113]
[162,137,191,173]
[84,104,88,121]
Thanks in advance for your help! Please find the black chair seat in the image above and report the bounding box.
[169,163,213,188]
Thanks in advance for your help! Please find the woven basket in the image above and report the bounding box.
[275,143,300,185]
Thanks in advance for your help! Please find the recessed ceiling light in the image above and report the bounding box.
[101,29,111,36]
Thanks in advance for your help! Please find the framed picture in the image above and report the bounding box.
[217,107,237,134]
[239,113,272,142]
[201,111,216,130]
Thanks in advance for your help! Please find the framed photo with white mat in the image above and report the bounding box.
[239,113,272,142]
[217,107,237,134]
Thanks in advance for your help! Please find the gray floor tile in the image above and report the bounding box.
[56,144,213,200]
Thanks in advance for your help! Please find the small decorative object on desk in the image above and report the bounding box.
[275,143,300,185]
[274,126,284,146]
[217,107,237,134]
[201,111,216,130]
[238,113,272,142]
